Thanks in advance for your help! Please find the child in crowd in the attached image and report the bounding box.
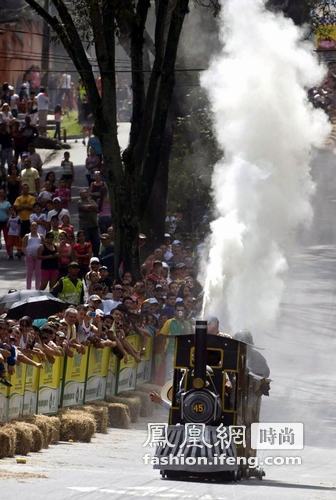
[59,213,74,240]
[7,206,21,260]
[38,180,54,207]
[85,146,101,186]
[45,171,57,192]
[60,151,74,190]
[54,179,71,209]
[54,104,62,142]
[29,202,48,237]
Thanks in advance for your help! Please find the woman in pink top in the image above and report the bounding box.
[85,147,101,186]
[58,231,73,276]
[59,213,74,241]
[22,221,43,289]
[54,179,71,208]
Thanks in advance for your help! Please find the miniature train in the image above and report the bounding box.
[155,320,270,481]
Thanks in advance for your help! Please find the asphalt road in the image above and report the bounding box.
[0,144,336,499]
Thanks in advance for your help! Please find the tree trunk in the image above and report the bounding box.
[142,116,173,248]
[139,0,190,214]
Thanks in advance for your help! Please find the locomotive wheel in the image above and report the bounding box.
[161,470,182,480]
[257,467,265,480]
[220,471,237,482]
[249,467,265,480]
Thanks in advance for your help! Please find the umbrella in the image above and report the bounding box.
[0,290,55,311]
[6,295,68,320]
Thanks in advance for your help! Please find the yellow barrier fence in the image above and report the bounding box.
[85,346,110,402]
[8,363,27,420]
[61,348,89,407]
[0,333,153,423]
[38,357,62,414]
[116,334,140,393]
[23,360,39,416]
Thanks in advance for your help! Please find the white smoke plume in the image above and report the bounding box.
[200,0,330,337]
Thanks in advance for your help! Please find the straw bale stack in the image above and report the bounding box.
[24,423,43,452]
[82,405,108,434]
[0,424,16,458]
[23,415,52,448]
[12,421,34,455]
[106,395,141,423]
[107,403,131,428]
[91,401,131,429]
[59,409,96,443]
[48,416,61,443]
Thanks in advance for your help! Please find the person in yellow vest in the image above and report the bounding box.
[51,261,84,305]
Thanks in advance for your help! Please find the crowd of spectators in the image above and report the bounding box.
[0,81,52,138]
[0,80,204,388]
[0,235,203,388]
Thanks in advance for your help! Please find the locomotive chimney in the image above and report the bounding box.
[193,320,208,389]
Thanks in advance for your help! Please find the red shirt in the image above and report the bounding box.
[59,223,74,239]
[72,242,92,266]
[54,187,71,208]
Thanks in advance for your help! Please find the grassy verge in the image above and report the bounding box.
[48,111,82,138]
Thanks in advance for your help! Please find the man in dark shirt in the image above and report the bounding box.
[20,116,38,152]
[99,233,114,278]
[78,188,100,256]
[98,265,114,291]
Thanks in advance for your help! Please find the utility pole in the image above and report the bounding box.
[41,0,50,88]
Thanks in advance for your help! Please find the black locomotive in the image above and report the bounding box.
[155,320,270,481]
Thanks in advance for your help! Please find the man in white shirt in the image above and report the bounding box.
[47,197,70,222]
[9,86,19,118]
[36,87,49,137]
[60,72,72,110]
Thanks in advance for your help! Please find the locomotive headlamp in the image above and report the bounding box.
[181,388,221,424]
[193,377,205,389]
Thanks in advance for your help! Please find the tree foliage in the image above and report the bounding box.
[168,87,219,230]
[266,0,314,25]
[310,0,336,30]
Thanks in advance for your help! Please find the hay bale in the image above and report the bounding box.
[12,422,34,455]
[91,400,131,428]
[25,423,43,452]
[106,403,131,429]
[59,410,96,443]
[0,424,16,458]
[82,405,108,434]
[128,390,153,418]
[48,416,60,444]
[24,415,51,448]
[106,395,141,423]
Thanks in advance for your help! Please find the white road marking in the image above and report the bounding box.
[67,487,99,493]
[67,486,219,499]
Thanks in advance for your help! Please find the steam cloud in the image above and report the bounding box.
[200,0,330,336]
